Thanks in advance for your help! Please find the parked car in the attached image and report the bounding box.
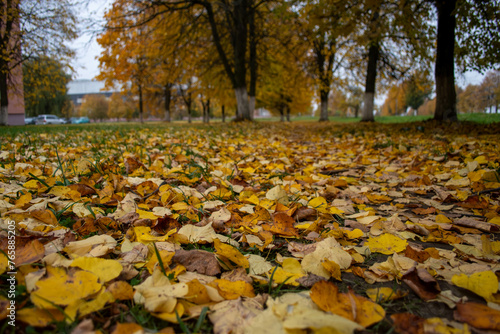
[73,117,90,124]
[24,117,36,125]
[35,114,66,125]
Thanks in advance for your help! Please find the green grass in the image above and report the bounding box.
[1,113,498,138]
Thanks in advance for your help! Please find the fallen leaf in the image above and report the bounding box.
[454,302,500,330]
[173,249,221,276]
[70,256,123,282]
[31,267,102,308]
[365,233,408,255]
[451,271,498,301]
[214,238,249,268]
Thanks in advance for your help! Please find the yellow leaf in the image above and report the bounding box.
[210,279,255,300]
[15,192,32,208]
[308,196,328,213]
[366,287,408,303]
[489,216,500,226]
[185,279,211,304]
[70,257,123,282]
[145,250,174,274]
[451,271,498,301]
[17,308,65,327]
[214,238,249,268]
[436,214,452,224]
[0,252,10,275]
[171,202,189,211]
[106,281,135,300]
[31,267,102,308]
[344,229,364,239]
[365,233,408,255]
[321,258,342,281]
[310,281,385,327]
[136,209,159,220]
[473,155,488,165]
[134,226,175,244]
[269,258,305,286]
[153,302,185,323]
[77,290,115,317]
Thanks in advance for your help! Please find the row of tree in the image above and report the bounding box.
[1,0,498,125]
[95,0,499,123]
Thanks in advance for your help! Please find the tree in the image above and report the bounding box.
[97,0,157,123]
[80,95,108,122]
[298,0,355,122]
[356,0,434,122]
[457,84,482,113]
[22,56,71,117]
[433,0,500,121]
[108,93,134,121]
[405,72,433,111]
[0,0,77,125]
[381,84,406,116]
[478,70,500,113]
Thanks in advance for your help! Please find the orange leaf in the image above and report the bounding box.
[455,302,500,330]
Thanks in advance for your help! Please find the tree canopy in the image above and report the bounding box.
[91,0,499,123]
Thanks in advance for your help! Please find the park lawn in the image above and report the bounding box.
[1,120,500,333]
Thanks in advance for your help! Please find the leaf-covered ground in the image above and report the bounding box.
[1,121,500,334]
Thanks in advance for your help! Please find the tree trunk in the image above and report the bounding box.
[164,84,171,122]
[362,43,379,122]
[249,4,257,120]
[319,89,329,121]
[286,106,290,122]
[249,96,255,120]
[280,107,284,122]
[233,0,251,121]
[434,0,458,122]
[0,72,8,126]
[138,84,144,124]
[354,106,359,118]
[234,87,251,121]
[222,105,226,122]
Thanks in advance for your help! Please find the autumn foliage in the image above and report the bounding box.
[1,121,500,333]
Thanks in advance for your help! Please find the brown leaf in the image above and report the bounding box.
[30,209,57,225]
[293,207,317,221]
[390,313,425,334]
[454,302,500,330]
[457,195,489,209]
[262,212,299,237]
[68,183,97,197]
[404,244,430,263]
[173,249,221,276]
[15,238,45,267]
[296,274,328,288]
[411,207,436,215]
[402,267,440,301]
[221,267,252,284]
[454,217,499,233]
[153,216,181,234]
[73,217,99,236]
[125,157,146,174]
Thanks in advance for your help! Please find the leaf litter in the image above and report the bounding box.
[1,121,500,333]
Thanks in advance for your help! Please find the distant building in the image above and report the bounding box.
[67,80,118,106]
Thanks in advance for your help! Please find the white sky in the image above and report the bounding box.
[70,1,111,80]
[70,1,486,88]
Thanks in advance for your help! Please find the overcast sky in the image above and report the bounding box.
[70,1,485,87]
[70,1,111,80]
